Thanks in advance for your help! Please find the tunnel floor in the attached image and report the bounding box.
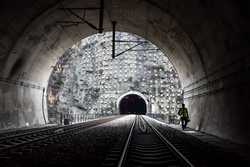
[0,116,249,167]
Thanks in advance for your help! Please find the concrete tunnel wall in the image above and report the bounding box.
[0,0,249,144]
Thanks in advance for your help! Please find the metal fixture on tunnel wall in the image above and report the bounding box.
[111,21,158,59]
[47,32,182,124]
[57,0,104,33]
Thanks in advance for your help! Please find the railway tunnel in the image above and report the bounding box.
[118,93,147,115]
[0,0,250,166]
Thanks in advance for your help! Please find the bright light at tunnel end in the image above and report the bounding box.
[47,32,183,125]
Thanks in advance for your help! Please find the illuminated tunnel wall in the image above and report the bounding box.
[47,32,182,123]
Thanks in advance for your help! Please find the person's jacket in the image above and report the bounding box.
[178,107,189,118]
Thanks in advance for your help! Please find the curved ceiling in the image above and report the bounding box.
[1,0,206,88]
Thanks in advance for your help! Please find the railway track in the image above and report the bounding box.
[0,125,57,138]
[0,115,248,166]
[103,115,194,167]
[0,116,120,160]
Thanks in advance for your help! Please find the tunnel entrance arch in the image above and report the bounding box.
[47,32,182,123]
[119,94,146,114]
[117,91,149,115]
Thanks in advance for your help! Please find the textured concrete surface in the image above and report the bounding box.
[0,0,249,144]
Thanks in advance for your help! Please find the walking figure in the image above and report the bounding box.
[178,103,190,130]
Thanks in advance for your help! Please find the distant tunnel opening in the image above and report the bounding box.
[119,94,147,115]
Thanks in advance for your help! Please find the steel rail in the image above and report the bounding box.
[0,125,60,141]
[0,116,119,142]
[141,116,194,167]
[0,117,119,152]
[0,124,93,152]
[117,115,137,167]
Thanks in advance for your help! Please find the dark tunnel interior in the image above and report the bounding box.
[119,94,147,115]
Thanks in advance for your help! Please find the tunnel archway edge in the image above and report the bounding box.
[117,91,150,114]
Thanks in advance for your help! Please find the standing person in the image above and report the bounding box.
[178,103,190,130]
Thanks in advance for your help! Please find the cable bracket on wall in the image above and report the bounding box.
[57,0,104,33]
[111,21,159,59]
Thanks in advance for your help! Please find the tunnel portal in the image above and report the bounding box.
[119,94,147,115]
